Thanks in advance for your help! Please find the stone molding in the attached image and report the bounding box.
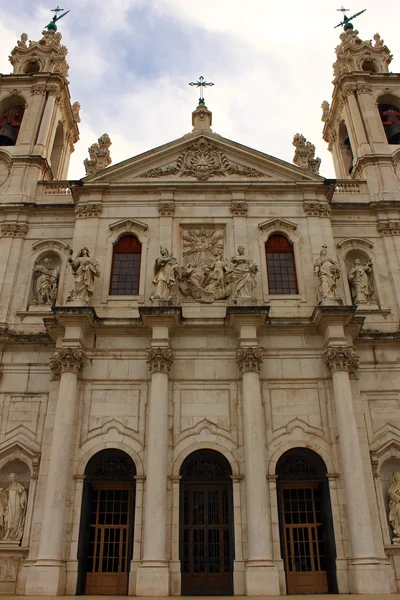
[50,347,87,379]
[75,202,103,218]
[323,345,359,374]
[230,201,248,216]
[1,222,29,238]
[158,202,175,216]
[146,347,174,374]
[235,347,263,374]
[377,221,400,236]
[303,201,331,217]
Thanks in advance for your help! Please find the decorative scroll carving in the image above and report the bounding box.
[230,201,248,216]
[50,347,87,379]
[67,248,100,303]
[348,259,375,304]
[29,256,59,306]
[141,137,264,181]
[150,247,178,302]
[0,473,27,542]
[323,345,359,374]
[303,201,331,217]
[146,347,174,374]
[84,133,112,175]
[158,202,175,216]
[231,246,258,301]
[389,471,400,544]
[75,202,102,218]
[1,223,29,238]
[313,245,341,303]
[292,133,321,174]
[235,347,263,373]
[377,221,400,236]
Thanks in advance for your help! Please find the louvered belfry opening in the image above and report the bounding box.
[276,448,338,595]
[77,449,136,595]
[180,450,234,596]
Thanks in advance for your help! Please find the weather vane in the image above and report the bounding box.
[188,76,214,106]
[334,6,366,31]
[45,6,70,32]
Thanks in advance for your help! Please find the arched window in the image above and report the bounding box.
[110,235,141,295]
[266,234,298,294]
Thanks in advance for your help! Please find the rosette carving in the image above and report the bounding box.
[146,347,174,374]
[235,347,263,373]
[323,346,359,374]
[50,347,87,379]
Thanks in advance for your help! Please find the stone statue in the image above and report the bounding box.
[150,247,178,302]
[321,100,330,122]
[0,473,27,542]
[67,247,100,303]
[313,245,341,303]
[231,246,258,301]
[389,471,400,543]
[30,257,59,306]
[348,258,375,304]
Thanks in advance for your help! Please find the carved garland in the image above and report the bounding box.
[323,346,359,374]
[235,347,264,374]
[50,347,87,380]
[146,347,174,374]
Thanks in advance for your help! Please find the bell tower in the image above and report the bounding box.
[0,28,79,202]
[322,25,400,201]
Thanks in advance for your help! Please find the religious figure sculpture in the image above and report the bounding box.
[30,257,59,306]
[313,245,341,303]
[389,471,400,543]
[0,473,27,542]
[150,247,178,302]
[348,258,375,304]
[231,246,258,301]
[67,247,100,303]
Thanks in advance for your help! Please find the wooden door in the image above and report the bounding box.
[281,483,328,594]
[85,484,132,595]
[181,483,233,595]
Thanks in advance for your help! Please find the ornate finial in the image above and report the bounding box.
[334,6,366,31]
[84,133,112,175]
[292,133,321,174]
[45,6,70,32]
[188,76,214,106]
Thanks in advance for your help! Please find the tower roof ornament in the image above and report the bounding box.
[188,76,214,106]
[45,6,70,32]
[334,6,366,31]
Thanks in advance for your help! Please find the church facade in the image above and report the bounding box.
[1,22,400,597]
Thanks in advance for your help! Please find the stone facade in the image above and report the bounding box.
[1,24,400,597]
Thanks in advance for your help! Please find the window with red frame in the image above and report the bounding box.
[265,234,298,294]
[110,235,141,295]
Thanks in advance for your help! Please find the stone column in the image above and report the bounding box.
[323,345,393,594]
[236,347,279,595]
[136,346,173,596]
[26,347,86,595]
[35,93,57,154]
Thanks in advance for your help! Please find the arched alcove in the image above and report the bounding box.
[345,249,376,305]
[276,448,337,595]
[49,122,64,178]
[0,97,26,147]
[377,95,400,144]
[77,449,136,595]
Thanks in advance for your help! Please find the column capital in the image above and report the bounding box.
[146,347,174,374]
[235,346,263,374]
[50,347,87,379]
[323,345,359,374]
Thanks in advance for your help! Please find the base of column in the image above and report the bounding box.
[245,559,280,596]
[24,560,66,595]
[136,560,170,596]
[349,558,396,594]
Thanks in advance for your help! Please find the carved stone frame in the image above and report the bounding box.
[101,219,149,305]
[257,218,306,303]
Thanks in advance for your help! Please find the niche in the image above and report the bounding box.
[345,250,376,306]
[0,460,30,544]
[28,251,61,309]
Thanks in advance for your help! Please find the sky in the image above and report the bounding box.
[1,1,399,180]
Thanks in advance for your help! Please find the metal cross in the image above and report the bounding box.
[188,76,214,105]
[50,6,70,22]
[334,7,366,29]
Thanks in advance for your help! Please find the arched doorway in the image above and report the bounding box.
[180,449,234,595]
[276,448,337,595]
[77,449,136,595]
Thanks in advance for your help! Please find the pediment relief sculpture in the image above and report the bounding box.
[0,473,27,543]
[140,137,265,181]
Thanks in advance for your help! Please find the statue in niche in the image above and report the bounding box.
[150,246,178,302]
[231,245,258,301]
[0,473,27,542]
[389,471,400,543]
[67,247,100,303]
[30,257,59,306]
[313,245,341,302]
[348,258,375,304]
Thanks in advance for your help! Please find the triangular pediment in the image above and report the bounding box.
[82,131,324,185]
